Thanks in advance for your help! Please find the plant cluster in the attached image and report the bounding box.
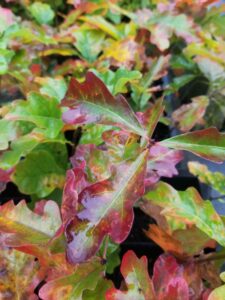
[0,0,225,299]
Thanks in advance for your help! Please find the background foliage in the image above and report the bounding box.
[0,0,225,299]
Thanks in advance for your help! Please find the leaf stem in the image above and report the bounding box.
[195,252,225,263]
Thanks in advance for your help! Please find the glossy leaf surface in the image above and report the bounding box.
[66,149,148,263]
[61,72,146,137]
[160,128,225,162]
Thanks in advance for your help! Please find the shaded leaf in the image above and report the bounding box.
[137,98,164,140]
[0,120,18,151]
[106,250,155,300]
[160,127,225,163]
[145,144,183,186]
[12,150,65,197]
[5,92,63,139]
[145,224,215,258]
[73,28,105,63]
[0,247,40,300]
[172,96,209,132]
[208,272,225,300]
[28,2,55,25]
[61,72,146,137]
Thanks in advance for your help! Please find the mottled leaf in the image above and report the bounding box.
[172,96,209,132]
[0,247,40,300]
[160,127,225,163]
[0,200,61,248]
[39,259,104,300]
[5,92,63,139]
[61,72,146,137]
[188,161,225,195]
[66,149,148,263]
[145,224,215,258]
[106,250,155,300]
[144,181,225,246]
[152,254,189,300]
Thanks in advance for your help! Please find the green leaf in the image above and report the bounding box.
[83,279,113,300]
[92,68,142,95]
[0,120,17,151]
[5,92,63,138]
[0,200,61,248]
[39,259,105,300]
[12,150,65,197]
[143,181,225,247]
[160,127,225,163]
[36,77,67,102]
[0,49,14,75]
[79,15,121,40]
[79,124,116,145]
[73,28,105,63]
[0,134,40,169]
[188,161,225,195]
[208,272,225,300]
[28,2,55,25]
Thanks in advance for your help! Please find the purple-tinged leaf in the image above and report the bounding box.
[65,149,148,263]
[145,144,183,186]
[61,72,146,137]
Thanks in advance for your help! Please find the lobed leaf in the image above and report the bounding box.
[106,250,155,300]
[0,200,62,248]
[12,150,66,197]
[143,181,225,246]
[39,258,105,300]
[188,161,225,195]
[0,247,40,299]
[172,96,209,132]
[5,92,63,139]
[65,149,148,263]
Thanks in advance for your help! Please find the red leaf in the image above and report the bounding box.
[61,72,146,137]
[65,150,148,263]
[106,250,155,300]
[137,98,164,139]
[153,254,189,300]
